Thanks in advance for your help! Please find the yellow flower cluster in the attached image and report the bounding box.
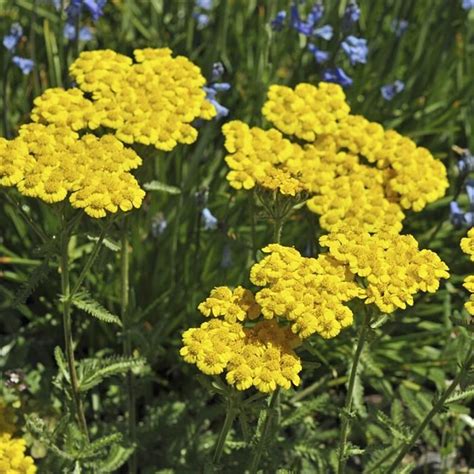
[0,403,36,474]
[250,244,364,338]
[461,228,474,314]
[180,318,302,393]
[223,82,448,233]
[0,124,145,218]
[320,226,450,313]
[32,48,216,151]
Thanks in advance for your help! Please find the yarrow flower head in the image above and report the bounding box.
[1,48,217,218]
[341,35,368,65]
[0,401,36,474]
[223,82,449,235]
[320,225,449,313]
[460,229,474,315]
[380,80,405,101]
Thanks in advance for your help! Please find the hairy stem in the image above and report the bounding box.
[60,224,89,440]
[337,309,371,474]
[121,218,137,474]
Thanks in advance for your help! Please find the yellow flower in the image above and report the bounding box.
[319,225,449,313]
[0,124,145,218]
[461,228,474,262]
[461,230,474,315]
[0,433,36,474]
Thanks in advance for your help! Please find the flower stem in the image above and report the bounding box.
[60,224,89,440]
[248,387,281,474]
[212,402,237,465]
[337,309,371,474]
[386,348,474,473]
[121,218,137,474]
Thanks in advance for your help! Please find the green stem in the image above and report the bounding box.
[212,403,237,465]
[121,218,137,474]
[273,216,283,243]
[250,190,257,262]
[386,349,474,473]
[248,387,281,474]
[337,309,371,474]
[70,220,114,296]
[60,224,89,440]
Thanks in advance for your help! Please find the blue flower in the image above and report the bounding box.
[314,24,333,40]
[194,12,210,29]
[204,82,230,119]
[322,67,353,87]
[196,0,213,9]
[151,214,168,237]
[458,150,474,174]
[466,179,474,205]
[308,43,329,63]
[380,80,405,101]
[3,23,23,52]
[12,56,35,75]
[391,19,409,36]
[343,2,360,25]
[462,0,474,10]
[271,10,287,31]
[64,24,94,41]
[290,2,324,36]
[202,208,218,230]
[451,201,465,227]
[341,35,368,64]
[83,0,107,21]
[212,62,225,81]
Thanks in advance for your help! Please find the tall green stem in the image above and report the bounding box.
[212,402,237,465]
[248,387,281,474]
[273,216,283,243]
[337,309,371,474]
[386,349,474,473]
[60,226,89,440]
[121,218,137,474]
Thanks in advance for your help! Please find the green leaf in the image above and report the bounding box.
[78,433,123,460]
[96,444,134,473]
[78,355,146,392]
[68,291,122,327]
[54,346,70,382]
[283,394,330,427]
[143,181,181,194]
[13,257,52,306]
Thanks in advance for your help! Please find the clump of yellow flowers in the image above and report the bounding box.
[461,228,474,314]
[0,402,36,474]
[223,82,448,234]
[181,232,449,392]
[0,48,216,218]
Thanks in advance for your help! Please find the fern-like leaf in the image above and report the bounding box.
[68,290,122,327]
[13,258,52,305]
[96,445,134,473]
[283,394,331,427]
[446,386,474,403]
[54,346,70,382]
[78,355,146,392]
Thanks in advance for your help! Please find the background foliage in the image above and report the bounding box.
[0,0,473,472]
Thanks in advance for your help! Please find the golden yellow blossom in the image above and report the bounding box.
[319,226,449,313]
[0,434,36,474]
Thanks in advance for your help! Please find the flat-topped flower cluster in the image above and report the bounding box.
[223,82,448,234]
[0,48,216,218]
[0,402,36,474]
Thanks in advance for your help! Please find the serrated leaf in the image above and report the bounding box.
[143,181,181,194]
[67,291,122,327]
[87,235,120,252]
[96,444,134,473]
[78,355,146,392]
[13,258,52,305]
[79,433,122,460]
[446,386,474,403]
[283,394,330,427]
[54,346,70,382]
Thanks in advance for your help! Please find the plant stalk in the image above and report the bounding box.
[60,225,89,440]
[212,402,237,465]
[337,309,371,474]
[248,387,281,474]
[386,349,474,473]
[121,218,137,474]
